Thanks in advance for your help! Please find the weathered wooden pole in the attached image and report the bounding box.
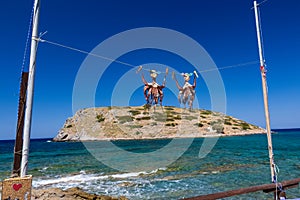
[12,71,28,176]
[253,0,276,183]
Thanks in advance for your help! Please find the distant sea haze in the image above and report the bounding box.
[1,129,300,199]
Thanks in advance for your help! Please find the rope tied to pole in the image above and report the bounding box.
[36,36,260,76]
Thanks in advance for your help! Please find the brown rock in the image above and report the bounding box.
[31,187,128,200]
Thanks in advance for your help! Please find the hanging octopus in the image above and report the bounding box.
[137,66,168,107]
[172,70,198,110]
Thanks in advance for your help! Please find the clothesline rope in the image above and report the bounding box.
[37,37,259,74]
[39,38,135,67]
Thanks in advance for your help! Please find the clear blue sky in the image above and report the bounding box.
[0,0,299,140]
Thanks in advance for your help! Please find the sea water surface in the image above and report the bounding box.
[1,129,300,199]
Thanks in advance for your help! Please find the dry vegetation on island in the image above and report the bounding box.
[53,106,266,142]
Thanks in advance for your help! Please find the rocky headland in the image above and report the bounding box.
[53,106,266,142]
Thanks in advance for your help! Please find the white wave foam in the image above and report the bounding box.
[33,173,106,188]
[33,168,165,188]
[38,167,48,172]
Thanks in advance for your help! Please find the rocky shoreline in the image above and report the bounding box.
[0,186,127,200]
[31,187,128,200]
[54,106,266,142]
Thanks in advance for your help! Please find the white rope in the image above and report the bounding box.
[198,61,259,73]
[16,2,35,123]
[39,39,135,68]
[141,61,259,75]
[274,163,283,200]
[21,2,35,73]
[258,0,269,6]
[37,37,259,74]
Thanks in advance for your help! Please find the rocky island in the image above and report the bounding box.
[53,106,265,142]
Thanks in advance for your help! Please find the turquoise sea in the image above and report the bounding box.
[1,129,300,199]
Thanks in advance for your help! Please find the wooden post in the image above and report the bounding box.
[253,0,276,183]
[12,72,29,177]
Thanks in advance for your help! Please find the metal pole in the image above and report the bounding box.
[253,0,276,183]
[20,0,41,177]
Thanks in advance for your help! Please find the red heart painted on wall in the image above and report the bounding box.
[12,183,22,191]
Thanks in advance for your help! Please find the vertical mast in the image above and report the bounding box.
[20,0,41,178]
[12,72,28,176]
[253,1,276,183]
